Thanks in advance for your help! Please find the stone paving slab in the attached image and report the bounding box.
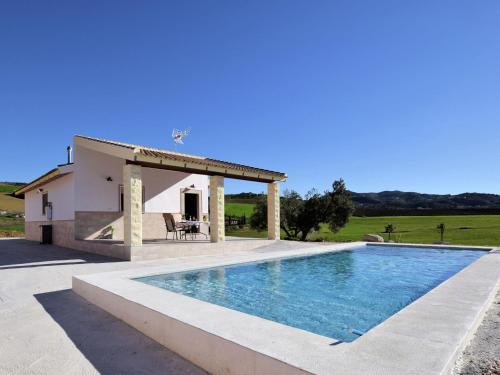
[1,238,499,375]
[0,239,206,375]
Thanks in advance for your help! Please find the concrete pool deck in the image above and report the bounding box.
[0,238,207,375]
[72,242,500,375]
[0,238,327,374]
[1,238,499,374]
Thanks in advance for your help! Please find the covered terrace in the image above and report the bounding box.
[75,136,287,250]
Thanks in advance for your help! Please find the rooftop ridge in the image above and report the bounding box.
[74,134,203,159]
[75,134,287,178]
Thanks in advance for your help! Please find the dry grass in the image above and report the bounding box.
[0,193,24,213]
[0,230,24,237]
[0,184,25,237]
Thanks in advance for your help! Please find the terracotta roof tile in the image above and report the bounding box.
[76,135,287,180]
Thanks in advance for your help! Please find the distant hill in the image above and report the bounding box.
[225,192,263,204]
[0,181,25,186]
[4,185,500,216]
[0,183,25,213]
[226,191,500,216]
[351,191,500,216]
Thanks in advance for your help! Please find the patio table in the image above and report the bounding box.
[177,221,209,240]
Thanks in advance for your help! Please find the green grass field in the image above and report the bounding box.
[227,215,500,247]
[225,202,255,217]
[1,187,499,246]
[0,215,24,237]
[0,184,20,193]
[0,224,24,232]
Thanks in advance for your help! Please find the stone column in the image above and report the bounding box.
[267,182,280,240]
[210,175,225,242]
[123,164,142,247]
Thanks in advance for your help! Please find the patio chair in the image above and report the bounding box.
[163,213,187,240]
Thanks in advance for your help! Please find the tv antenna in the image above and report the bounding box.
[172,128,190,150]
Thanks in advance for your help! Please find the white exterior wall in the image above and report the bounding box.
[142,167,209,214]
[74,144,209,214]
[74,145,125,212]
[25,173,75,222]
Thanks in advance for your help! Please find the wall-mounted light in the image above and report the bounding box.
[106,176,113,182]
[37,188,44,193]
[183,185,196,192]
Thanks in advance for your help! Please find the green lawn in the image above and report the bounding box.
[0,224,24,232]
[225,202,255,217]
[0,184,21,193]
[226,215,500,247]
[0,217,24,237]
[0,215,24,231]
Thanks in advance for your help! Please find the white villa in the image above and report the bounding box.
[16,135,286,260]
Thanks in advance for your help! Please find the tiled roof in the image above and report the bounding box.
[75,135,287,181]
[14,168,62,196]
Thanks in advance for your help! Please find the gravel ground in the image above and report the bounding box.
[454,288,500,375]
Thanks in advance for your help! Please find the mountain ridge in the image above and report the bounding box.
[226,191,500,216]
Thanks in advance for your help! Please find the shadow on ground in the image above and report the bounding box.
[0,239,120,269]
[0,238,205,374]
[35,289,206,375]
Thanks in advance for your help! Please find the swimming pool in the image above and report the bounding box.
[135,245,485,342]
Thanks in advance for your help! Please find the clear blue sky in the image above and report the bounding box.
[2,1,499,195]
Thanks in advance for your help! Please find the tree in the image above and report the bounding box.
[280,190,303,239]
[295,189,328,241]
[385,224,395,241]
[249,179,354,241]
[325,179,355,233]
[249,194,267,231]
[436,223,445,242]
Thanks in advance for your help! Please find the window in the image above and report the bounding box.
[119,185,124,212]
[42,192,48,215]
[119,185,145,213]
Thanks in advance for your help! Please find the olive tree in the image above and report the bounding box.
[326,179,355,233]
[250,179,354,241]
[249,194,268,231]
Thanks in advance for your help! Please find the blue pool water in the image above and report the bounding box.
[135,245,485,342]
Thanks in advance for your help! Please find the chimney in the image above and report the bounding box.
[67,145,72,164]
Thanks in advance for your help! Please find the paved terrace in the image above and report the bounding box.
[0,238,324,375]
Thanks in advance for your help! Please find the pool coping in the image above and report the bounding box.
[72,242,500,375]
